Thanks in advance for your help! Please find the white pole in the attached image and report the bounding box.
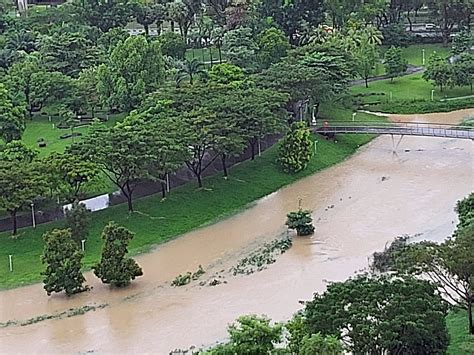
[314,141,318,154]
[81,239,85,252]
[390,92,393,101]
[31,203,36,228]
[422,49,425,65]
[352,112,357,121]
[431,89,435,101]
[258,138,261,157]
[9,255,12,272]
[166,173,170,193]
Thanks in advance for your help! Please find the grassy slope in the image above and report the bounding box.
[0,108,380,289]
[400,43,451,67]
[447,310,474,355]
[351,73,472,103]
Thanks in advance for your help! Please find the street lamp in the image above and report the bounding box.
[81,239,86,252]
[431,89,435,101]
[422,49,426,65]
[31,202,36,228]
[352,112,357,121]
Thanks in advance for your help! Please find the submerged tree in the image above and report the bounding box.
[94,222,143,287]
[286,208,315,236]
[41,229,88,296]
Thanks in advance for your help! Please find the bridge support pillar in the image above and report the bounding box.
[391,134,404,155]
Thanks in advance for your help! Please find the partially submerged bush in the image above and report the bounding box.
[286,209,315,236]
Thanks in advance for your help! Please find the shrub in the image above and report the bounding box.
[286,209,315,236]
[65,201,91,245]
[158,32,186,59]
[278,121,313,173]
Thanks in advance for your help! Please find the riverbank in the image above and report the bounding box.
[1,111,472,352]
[0,110,381,289]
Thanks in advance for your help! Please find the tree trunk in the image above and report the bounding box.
[196,172,203,188]
[407,10,413,31]
[221,153,228,177]
[10,210,17,235]
[161,180,166,198]
[144,24,149,36]
[189,73,193,85]
[218,46,222,63]
[468,300,474,335]
[365,76,369,88]
[250,142,256,160]
[170,21,175,32]
[126,195,133,212]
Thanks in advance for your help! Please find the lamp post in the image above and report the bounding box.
[8,255,13,272]
[422,49,425,65]
[81,239,86,252]
[431,89,435,101]
[352,112,357,122]
[31,202,36,229]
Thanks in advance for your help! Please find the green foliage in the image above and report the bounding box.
[39,31,100,77]
[451,54,474,91]
[74,0,134,32]
[384,46,408,82]
[171,265,205,286]
[286,209,315,236]
[175,58,207,86]
[455,193,474,230]
[368,97,474,114]
[257,27,290,68]
[452,30,474,55]
[97,36,164,110]
[0,155,47,234]
[93,222,143,287]
[300,333,343,355]
[208,63,245,86]
[0,83,26,142]
[41,229,88,296]
[278,121,313,173]
[0,140,37,163]
[222,27,258,70]
[303,275,449,354]
[423,52,452,92]
[158,31,186,59]
[381,23,412,47]
[371,235,409,273]
[65,201,91,245]
[204,315,283,354]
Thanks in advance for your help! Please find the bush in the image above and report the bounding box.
[286,209,315,236]
[65,201,91,245]
[278,121,314,173]
[158,32,186,59]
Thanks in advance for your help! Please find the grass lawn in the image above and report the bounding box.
[0,108,382,289]
[22,112,125,157]
[400,43,451,67]
[186,47,224,64]
[351,73,472,103]
[447,310,474,354]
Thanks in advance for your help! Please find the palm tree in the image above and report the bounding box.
[175,59,206,86]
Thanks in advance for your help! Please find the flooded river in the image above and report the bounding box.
[1,110,473,354]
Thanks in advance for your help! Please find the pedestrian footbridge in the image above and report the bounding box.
[313,121,474,140]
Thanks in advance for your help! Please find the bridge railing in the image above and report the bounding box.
[312,120,474,131]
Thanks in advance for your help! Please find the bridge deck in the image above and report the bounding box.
[313,121,474,140]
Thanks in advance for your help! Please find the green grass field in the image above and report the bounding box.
[0,108,381,289]
[186,47,224,64]
[400,43,451,67]
[351,73,472,103]
[447,310,474,355]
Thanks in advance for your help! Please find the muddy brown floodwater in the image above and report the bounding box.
[1,110,473,354]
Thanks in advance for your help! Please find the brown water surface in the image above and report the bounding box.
[1,110,473,354]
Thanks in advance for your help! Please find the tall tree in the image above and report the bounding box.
[39,31,101,77]
[0,157,47,235]
[427,0,473,47]
[303,275,449,354]
[97,35,165,111]
[257,27,290,68]
[166,0,202,42]
[278,121,313,173]
[384,46,408,82]
[423,52,452,92]
[94,222,143,287]
[69,118,155,212]
[222,26,258,70]
[75,0,134,32]
[42,229,88,296]
[259,0,326,44]
[0,83,26,143]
